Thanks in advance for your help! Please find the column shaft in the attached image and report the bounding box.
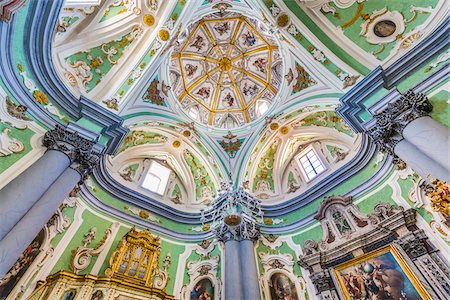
[403,116,450,172]
[0,167,80,277]
[240,239,261,300]
[0,150,70,240]
[224,240,243,300]
[395,139,450,182]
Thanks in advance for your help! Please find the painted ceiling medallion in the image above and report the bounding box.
[169,12,283,129]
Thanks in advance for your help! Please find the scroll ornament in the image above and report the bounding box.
[71,223,118,274]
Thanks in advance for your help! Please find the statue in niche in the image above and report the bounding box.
[269,273,298,300]
[190,278,214,300]
[332,210,352,235]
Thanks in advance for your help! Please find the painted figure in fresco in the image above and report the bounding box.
[190,35,206,52]
[224,93,234,107]
[196,87,211,98]
[185,64,198,77]
[243,82,259,96]
[91,290,103,300]
[269,273,299,300]
[190,278,214,300]
[214,21,230,35]
[373,20,396,38]
[242,31,256,47]
[332,211,352,235]
[253,58,267,73]
[339,252,422,300]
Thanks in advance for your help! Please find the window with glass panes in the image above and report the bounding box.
[299,149,325,180]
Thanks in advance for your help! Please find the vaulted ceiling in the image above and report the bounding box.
[51,0,445,212]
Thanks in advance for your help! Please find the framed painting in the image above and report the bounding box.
[333,244,431,300]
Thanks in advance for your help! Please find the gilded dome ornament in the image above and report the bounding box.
[169,12,283,129]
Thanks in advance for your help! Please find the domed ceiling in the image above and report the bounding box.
[48,0,445,215]
[169,12,282,128]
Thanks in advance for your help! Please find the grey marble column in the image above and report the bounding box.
[240,239,261,300]
[224,240,243,300]
[403,116,450,172]
[0,149,70,240]
[0,167,81,276]
[367,90,450,180]
[0,125,99,277]
[395,139,450,182]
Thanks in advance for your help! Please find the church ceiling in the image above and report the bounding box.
[47,0,446,214]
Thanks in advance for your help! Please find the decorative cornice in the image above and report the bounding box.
[0,0,128,154]
[366,90,432,155]
[338,16,449,132]
[44,125,101,181]
[0,0,26,22]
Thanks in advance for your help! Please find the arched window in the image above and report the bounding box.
[269,273,299,300]
[190,278,214,300]
[141,161,171,195]
[298,147,325,181]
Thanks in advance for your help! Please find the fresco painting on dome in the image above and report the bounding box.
[190,278,214,300]
[65,27,141,93]
[169,11,282,128]
[0,230,44,299]
[294,111,354,137]
[334,246,426,300]
[269,273,299,300]
[183,150,216,202]
[118,131,167,153]
[291,62,317,95]
[143,76,167,106]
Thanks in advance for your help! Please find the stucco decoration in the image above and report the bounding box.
[107,121,225,211]
[244,107,360,203]
[180,257,221,300]
[0,128,25,157]
[259,252,307,300]
[169,11,283,128]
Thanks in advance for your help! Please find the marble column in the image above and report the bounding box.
[0,149,70,240]
[368,90,450,180]
[0,168,81,276]
[402,116,450,172]
[395,139,450,182]
[240,239,261,300]
[224,240,243,300]
[0,125,99,277]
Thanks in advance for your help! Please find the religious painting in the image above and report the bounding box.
[0,229,44,300]
[190,278,214,300]
[333,245,431,300]
[269,273,299,300]
[373,20,396,38]
[62,289,77,300]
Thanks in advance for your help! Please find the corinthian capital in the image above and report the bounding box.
[367,90,432,155]
[214,213,260,242]
[43,125,100,180]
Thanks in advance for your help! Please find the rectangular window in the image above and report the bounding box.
[299,149,325,180]
[141,161,171,195]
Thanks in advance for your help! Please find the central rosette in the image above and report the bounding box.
[169,12,283,129]
[219,57,232,71]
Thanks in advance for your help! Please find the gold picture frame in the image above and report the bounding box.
[333,244,432,300]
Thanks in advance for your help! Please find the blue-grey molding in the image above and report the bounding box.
[338,16,449,132]
[0,0,128,154]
